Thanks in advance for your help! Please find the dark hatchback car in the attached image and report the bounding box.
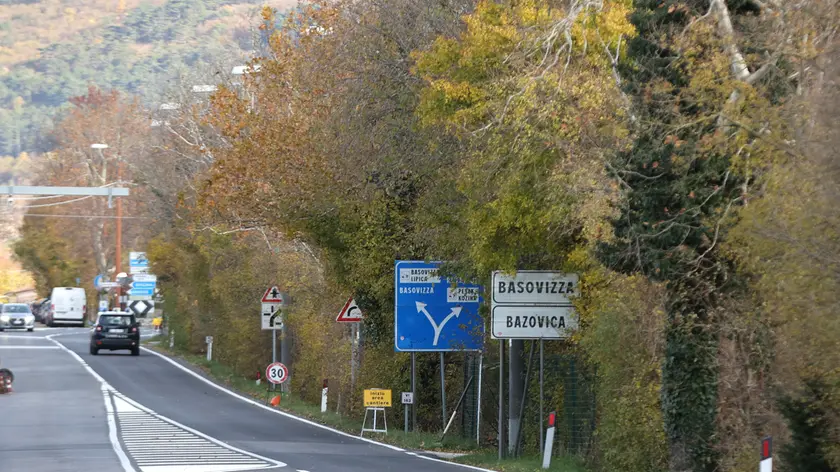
[90,311,140,356]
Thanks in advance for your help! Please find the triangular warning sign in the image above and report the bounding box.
[262,286,284,303]
[336,297,363,322]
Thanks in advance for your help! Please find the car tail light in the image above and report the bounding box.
[95,326,102,332]
[51,304,55,311]
[83,305,87,315]
[130,326,137,333]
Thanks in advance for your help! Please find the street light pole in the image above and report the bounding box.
[116,160,124,310]
[92,143,125,311]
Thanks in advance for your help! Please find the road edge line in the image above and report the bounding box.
[46,334,136,472]
[140,346,405,451]
[141,346,500,471]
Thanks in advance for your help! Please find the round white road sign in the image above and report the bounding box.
[266,362,288,385]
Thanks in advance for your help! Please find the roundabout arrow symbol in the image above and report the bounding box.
[415,301,462,346]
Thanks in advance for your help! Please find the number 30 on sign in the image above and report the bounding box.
[266,362,289,384]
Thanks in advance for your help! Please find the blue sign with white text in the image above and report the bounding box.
[394,260,484,352]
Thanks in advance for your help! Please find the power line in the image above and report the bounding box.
[24,195,94,208]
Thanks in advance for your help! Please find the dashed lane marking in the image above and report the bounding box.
[108,390,284,472]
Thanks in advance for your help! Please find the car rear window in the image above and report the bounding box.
[3,305,31,313]
[99,315,136,327]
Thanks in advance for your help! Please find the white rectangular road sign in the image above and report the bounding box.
[132,273,157,283]
[491,306,577,339]
[261,303,283,330]
[491,270,579,339]
[401,392,414,404]
[492,271,579,305]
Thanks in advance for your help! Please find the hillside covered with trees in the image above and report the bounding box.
[0,0,296,158]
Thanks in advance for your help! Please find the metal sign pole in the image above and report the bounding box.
[440,352,447,429]
[498,340,505,460]
[271,333,277,392]
[411,352,417,431]
[539,339,544,454]
[476,353,483,445]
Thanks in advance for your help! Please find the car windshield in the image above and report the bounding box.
[3,305,31,314]
[99,315,135,327]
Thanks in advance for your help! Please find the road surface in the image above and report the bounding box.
[0,328,489,472]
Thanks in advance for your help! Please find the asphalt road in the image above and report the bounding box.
[0,327,124,472]
[0,328,490,472]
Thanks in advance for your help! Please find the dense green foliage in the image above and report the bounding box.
[12,0,840,471]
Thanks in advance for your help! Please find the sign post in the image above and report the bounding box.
[205,336,213,362]
[394,260,484,431]
[336,297,363,395]
[260,286,287,390]
[321,379,328,413]
[492,270,579,456]
[361,389,391,436]
[401,392,414,433]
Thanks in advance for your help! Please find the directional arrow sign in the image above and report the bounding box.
[261,303,283,330]
[394,260,483,352]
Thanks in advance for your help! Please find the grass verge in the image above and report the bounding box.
[145,344,590,472]
[454,452,588,472]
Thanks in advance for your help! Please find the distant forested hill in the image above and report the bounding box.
[0,0,296,157]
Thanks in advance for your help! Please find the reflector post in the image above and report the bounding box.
[761,436,772,460]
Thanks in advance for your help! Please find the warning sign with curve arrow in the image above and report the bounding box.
[336,297,363,323]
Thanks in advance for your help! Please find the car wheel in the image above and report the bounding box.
[90,346,98,355]
[0,328,4,332]
[27,328,34,332]
[130,348,140,356]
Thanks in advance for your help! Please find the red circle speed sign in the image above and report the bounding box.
[266,362,288,384]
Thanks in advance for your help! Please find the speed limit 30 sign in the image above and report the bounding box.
[266,362,289,385]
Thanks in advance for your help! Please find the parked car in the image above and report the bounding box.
[45,287,86,327]
[0,303,36,332]
[90,311,140,356]
[30,298,49,323]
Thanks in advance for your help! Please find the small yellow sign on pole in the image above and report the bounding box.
[363,389,392,407]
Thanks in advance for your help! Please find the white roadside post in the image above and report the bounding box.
[760,436,772,472]
[321,379,328,413]
[542,411,556,469]
[205,335,213,362]
[169,329,175,350]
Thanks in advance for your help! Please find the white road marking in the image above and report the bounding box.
[46,334,285,472]
[140,346,499,472]
[0,345,60,349]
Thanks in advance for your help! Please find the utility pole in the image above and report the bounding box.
[116,160,124,310]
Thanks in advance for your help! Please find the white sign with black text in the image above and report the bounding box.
[491,271,579,339]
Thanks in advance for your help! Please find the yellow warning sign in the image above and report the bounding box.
[363,389,392,407]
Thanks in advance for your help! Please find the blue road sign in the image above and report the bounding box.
[394,260,484,352]
[131,282,156,290]
[93,274,104,290]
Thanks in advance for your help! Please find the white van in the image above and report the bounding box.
[47,287,87,327]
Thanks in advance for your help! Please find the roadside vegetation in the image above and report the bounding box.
[12,1,840,471]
